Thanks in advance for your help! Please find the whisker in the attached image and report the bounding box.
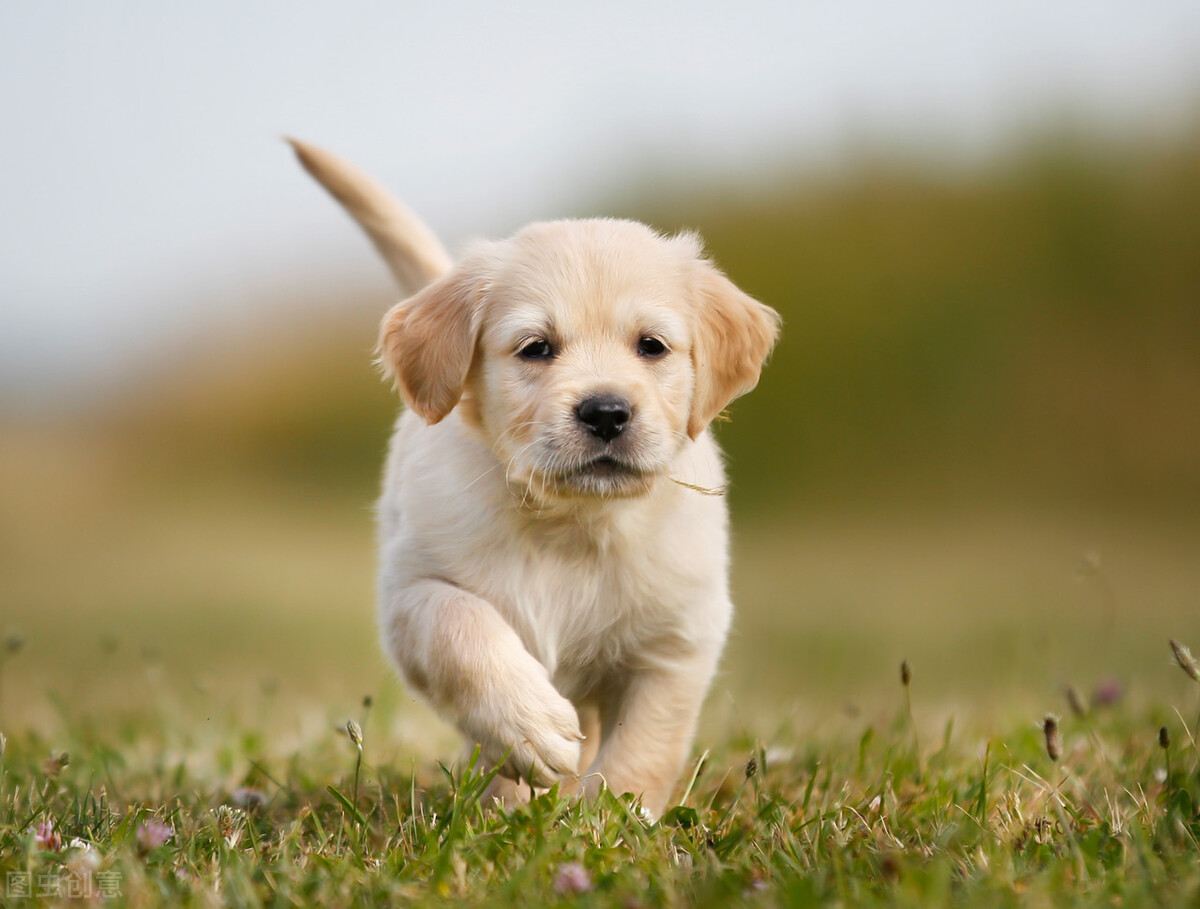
[460,462,500,493]
[495,420,546,446]
[504,439,541,488]
[461,423,547,493]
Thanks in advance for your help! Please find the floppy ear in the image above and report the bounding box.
[377,268,486,424]
[688,264,781,439]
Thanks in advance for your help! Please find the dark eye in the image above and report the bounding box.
[518,339,554,360]
[637,336,667,357]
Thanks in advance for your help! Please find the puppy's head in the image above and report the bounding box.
[379,219,779,500]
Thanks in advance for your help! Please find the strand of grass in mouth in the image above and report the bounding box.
[669,478,726,495]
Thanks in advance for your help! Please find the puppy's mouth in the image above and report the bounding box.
[510,430,669,501]
[575,455,641,479]
[543,453,655,498]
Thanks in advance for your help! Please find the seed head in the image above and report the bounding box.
[1062,684,1087,719]
[346,719,363,748]
[43,751,69,777]
[745,755,758,779]
[900,660,912,687]
[1158,726,1170,749]
[1041,715,1062,762]
[879,852,902,883]
[1169,639,1200,682]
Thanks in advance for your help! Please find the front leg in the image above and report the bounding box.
[482,703,600,809]
[583,644,722,819]
[380,577,584,786]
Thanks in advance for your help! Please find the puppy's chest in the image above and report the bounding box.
[464,527,695,671]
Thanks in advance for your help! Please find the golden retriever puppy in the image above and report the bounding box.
[290,140,779,817]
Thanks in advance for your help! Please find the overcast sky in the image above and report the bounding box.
[2,2,1199,405]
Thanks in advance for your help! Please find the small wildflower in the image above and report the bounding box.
[214,805,242,827]
[1090,678,1124,707]
[43,751,70,777]
[1169,639,1200,682]
[1062,684,1087,718]
[745,870,771,894]
[214,806,245,847]
[67,843,100,873]
[231,787,267,810]
[553,862,592,895]
[900,660,912,687]
[68,837,98,856]
[137,818,174,852]
[34,818,62,852]
[346,719,364,748]
[1159,726,1170,750]
[174,866,199,887]
[1042,715,1062,762]
[65,850,100,897]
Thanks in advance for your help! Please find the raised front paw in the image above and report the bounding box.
[461,663,584,788]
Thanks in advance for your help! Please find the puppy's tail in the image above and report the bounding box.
[286,137,452,295]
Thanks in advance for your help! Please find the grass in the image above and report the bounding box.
[2,452,1199,905]
[2,643,1199,907]
[2,427,1199,907]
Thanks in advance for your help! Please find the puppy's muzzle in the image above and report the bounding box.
[575,394,631,443]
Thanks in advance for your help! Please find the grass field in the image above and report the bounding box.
[2,636,1199,906]
[2,448,1199,904]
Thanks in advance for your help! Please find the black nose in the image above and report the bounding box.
[575,394,631,443]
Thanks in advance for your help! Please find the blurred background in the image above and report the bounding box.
[2,2,1199,745]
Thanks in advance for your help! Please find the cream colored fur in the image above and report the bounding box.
[290,139,779,818]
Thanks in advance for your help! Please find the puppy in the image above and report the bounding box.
[290,140,779,817]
